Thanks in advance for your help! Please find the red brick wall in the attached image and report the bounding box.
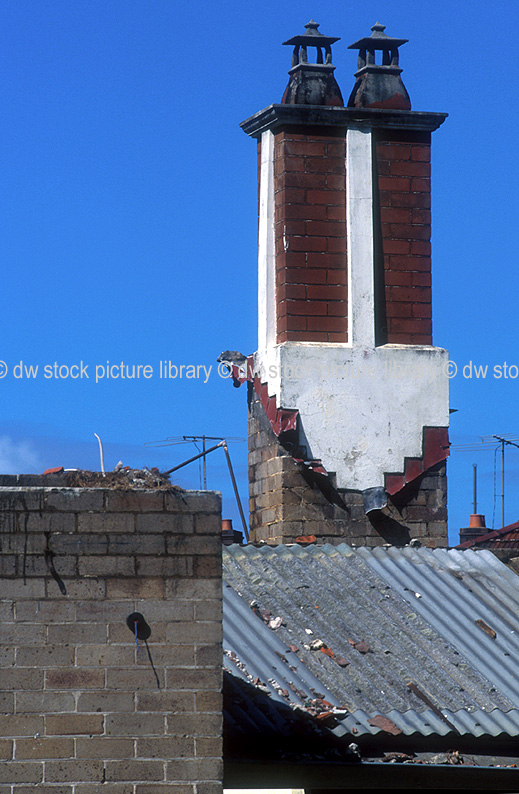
[376,133,432,344]
[272,128,347,343]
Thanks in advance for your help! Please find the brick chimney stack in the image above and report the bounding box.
[240,22,450,546]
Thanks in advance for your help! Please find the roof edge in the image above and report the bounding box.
[240,104,448,137]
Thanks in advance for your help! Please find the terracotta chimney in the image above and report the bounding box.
[459,514,487,545]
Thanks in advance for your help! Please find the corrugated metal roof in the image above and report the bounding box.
[223,543,519,742]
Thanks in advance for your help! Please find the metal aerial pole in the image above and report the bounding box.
[493,435,519,527]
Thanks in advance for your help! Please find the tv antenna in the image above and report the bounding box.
[450,433,519,527]
[145,435,248,540]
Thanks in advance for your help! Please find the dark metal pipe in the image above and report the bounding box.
[164,442,224,476]
[222,441,249,541]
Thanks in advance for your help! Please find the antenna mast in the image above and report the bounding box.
[493,435,519,527]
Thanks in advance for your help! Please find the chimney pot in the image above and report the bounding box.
[347,23,411,110]
[281,20,343,106]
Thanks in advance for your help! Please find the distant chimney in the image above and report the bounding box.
[221,518,243,546]
[241,22,450,547]
[459,513,487,546]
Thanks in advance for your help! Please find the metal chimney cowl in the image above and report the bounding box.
[281,20,343,106]
[347,22,411,110]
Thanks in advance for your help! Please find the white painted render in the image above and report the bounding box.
[255,342,449,491]
[346,126,376,347]
[257,130,276,353]
[255,124,449,492]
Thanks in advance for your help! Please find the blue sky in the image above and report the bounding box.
[0,0,517,545]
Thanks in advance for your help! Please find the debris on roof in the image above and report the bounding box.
[367,715,402,736]
[475,619,497,639]
[49,467,178,490]
[223,542,519,763]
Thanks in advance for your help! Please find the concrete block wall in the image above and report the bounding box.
[248,394,447,547]
[0,481,222,794]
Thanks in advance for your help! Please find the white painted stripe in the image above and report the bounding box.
[258,130,276,353]
[346,126,375,347]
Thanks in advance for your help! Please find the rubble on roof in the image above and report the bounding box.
[223,542,519,764]
[47,467,179,490]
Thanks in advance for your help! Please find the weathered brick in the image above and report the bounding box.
[73,598,132,621]
[75,643,134,667]
[15,599,75,622]
[15,737,74,759]
[47,622,107,644]
[0,715,44,737]
[16,691,75,714]
[106,713,165,736]
[195,738,222,757]
[45,488,105,512]
[0,761,43,783]
[195,691,223,713]
[0,692,15,712]
[166,535,220,556]
[106,577,165,599]
[16,788,71,794]
[193,556,222,578]
[45,714,104,735]
[194,601,222,622]
[75,787,133,794]
[23,512,76,533]
[78,555,136,577]
[44,760,104,782]
[0,487,47,512]
[77,511,135,533]
[77,691,135,713]
[136,691,194,713]
[136,514,194,534]
[195,783,222,794]
[0,668,44,690]
[47,532,109,555]
[105,760,165,782]
[106,667,165,691]
[75,737,135,759]
[194,514,221,536]
[0,578,45,599]
[136,556,192,577]
[108,621,165,644]
[105,490,164,512]
[136,644,194,668]
[108,533,165,555]
[1,531,47,554]
[164,492,220,514]
[137,737,194,758]
[16,645,75,667]
[57,578,105,599]
[166,759,223,782]
[166,715,221,739]
[138,781,196,794]
[2,622,46,645]
[45,669,106,690]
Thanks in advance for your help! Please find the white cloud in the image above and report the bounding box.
[0,436,42,474]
